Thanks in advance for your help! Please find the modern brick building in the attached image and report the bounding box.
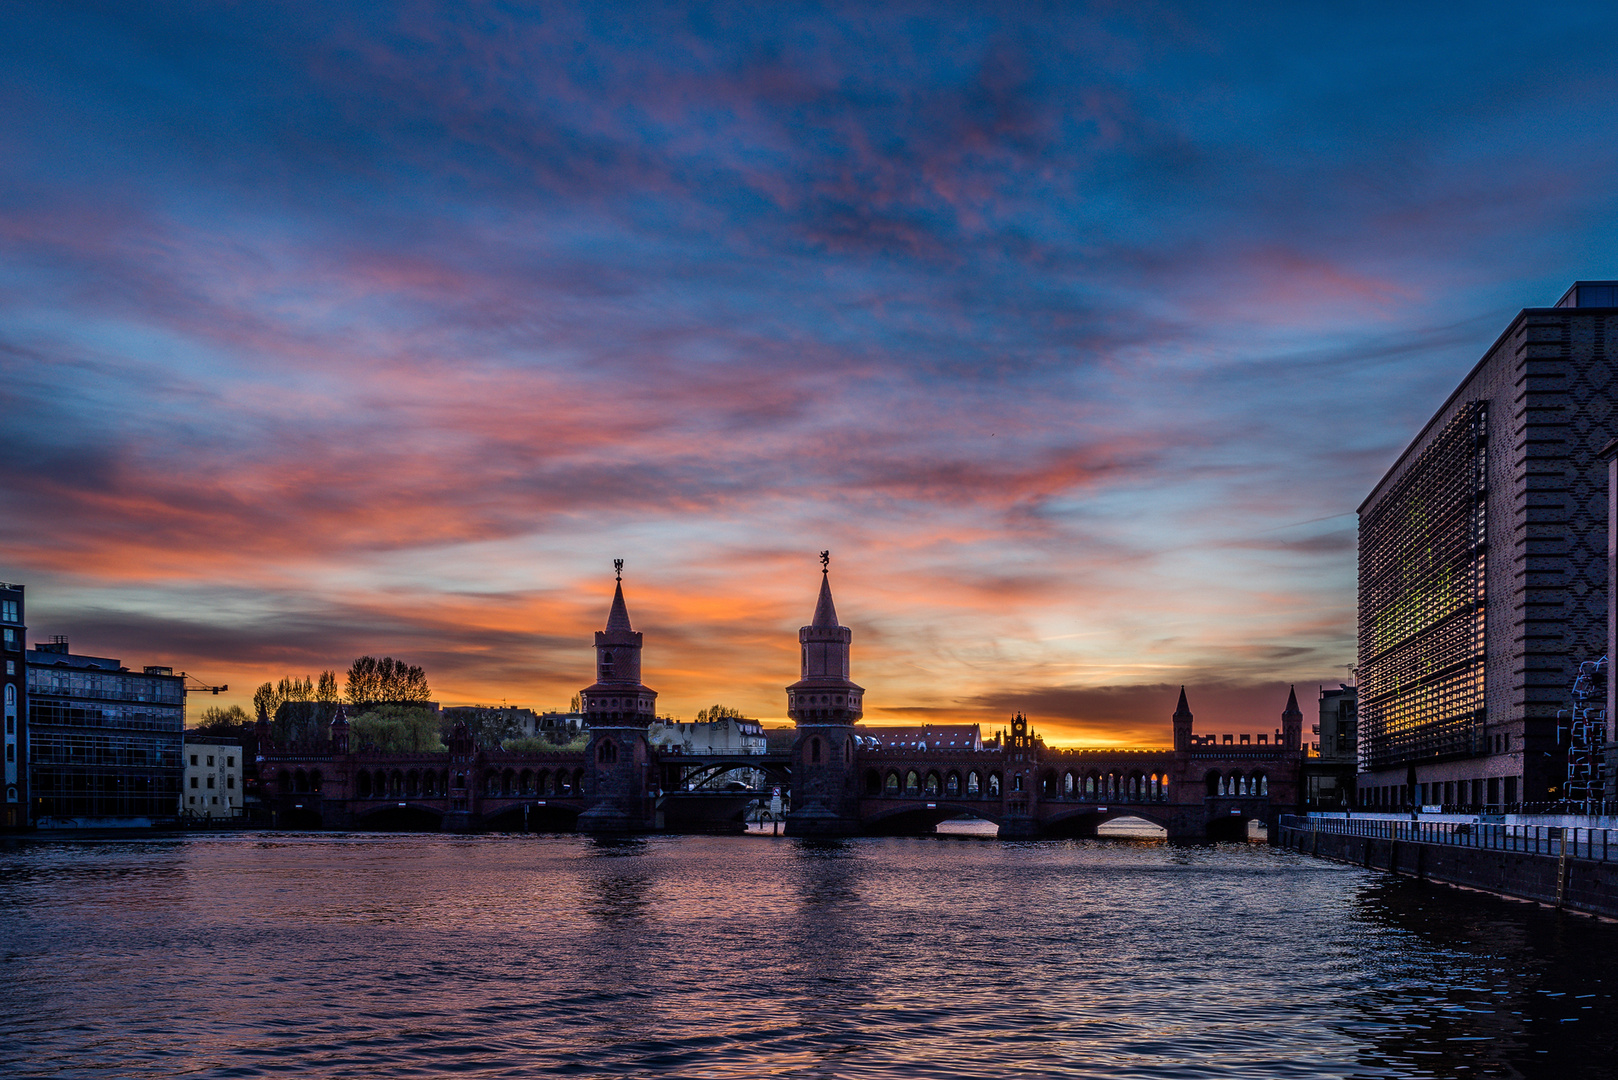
[1357,282,1615,810]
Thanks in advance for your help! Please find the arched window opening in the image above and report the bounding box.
[946,772,961,796]
[988,772,1002,796]
[967,771,981,795]
[1013,773,1023,792]
[925,772,941,796]
[844,738,852,764]
[905,770,920,794]
[885,771,900,794]
[597,739,618,764]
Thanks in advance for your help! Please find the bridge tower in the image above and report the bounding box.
[1281,685,1303,751]
[999,712,1041,837]
[1172,687,1193,751]
[784,553,865,836]
[578,562,659,832]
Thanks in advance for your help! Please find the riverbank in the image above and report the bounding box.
[1279,816,1618,919]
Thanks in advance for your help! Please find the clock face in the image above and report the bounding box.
[1013,718,1026,734]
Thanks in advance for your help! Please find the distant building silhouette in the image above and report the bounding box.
[1357,282,1615,810]
[1,580,23,828]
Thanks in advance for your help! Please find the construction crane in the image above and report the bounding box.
[182,673,228,695]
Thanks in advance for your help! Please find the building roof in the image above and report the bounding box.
[811,573,839,628]
[606,580,633,632]
[1359,282,1618,513]
[860,724,982,750]
[25,649,122,671]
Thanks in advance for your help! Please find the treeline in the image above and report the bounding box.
[187,656,436,748]
[343,656,430,706]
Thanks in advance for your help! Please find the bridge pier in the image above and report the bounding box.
[577,723,658,833]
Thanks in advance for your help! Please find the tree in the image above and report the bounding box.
[190,704,251,738]
[695,704,745,722]
[252,681,278,723]
[345,656,430,706]
[350,705,443,752]
[316,670,338,702]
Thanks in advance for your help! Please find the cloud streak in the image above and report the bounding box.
[5,1,1617,740]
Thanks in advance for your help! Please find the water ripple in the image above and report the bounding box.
[3,834,1617,1078]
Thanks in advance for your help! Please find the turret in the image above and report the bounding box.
[786,555,864,723]
[784,552,864,837]
[1281,685,1303,752]
[1172,686,1193,751]
[329,703,349,754]
[578,560,658,723]
[577,561,658,833]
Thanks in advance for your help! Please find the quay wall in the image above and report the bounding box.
[1279,821,1618,920]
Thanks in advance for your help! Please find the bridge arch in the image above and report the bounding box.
[862,800,1004,834]
[356,802,445,832]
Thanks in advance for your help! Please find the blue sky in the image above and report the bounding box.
[3,1,1616,740]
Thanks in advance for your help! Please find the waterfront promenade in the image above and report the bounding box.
[1281,812,1618,918]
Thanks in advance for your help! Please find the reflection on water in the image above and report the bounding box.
[2,832,1617,1078]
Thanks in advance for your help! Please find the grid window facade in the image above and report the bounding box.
[1359,402,1488,770]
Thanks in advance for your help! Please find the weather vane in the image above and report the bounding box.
[614,558,624,581]
[820,550,829,574]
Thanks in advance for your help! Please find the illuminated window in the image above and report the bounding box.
[1359,403,1488,769]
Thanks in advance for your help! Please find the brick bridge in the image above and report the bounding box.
[260,690,1303,840]
[260,567,1305,839]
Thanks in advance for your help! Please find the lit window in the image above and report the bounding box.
[0,600,15,623]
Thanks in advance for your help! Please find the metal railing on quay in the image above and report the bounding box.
[1280,814,1618,862]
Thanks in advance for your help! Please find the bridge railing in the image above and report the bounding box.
[1281,814,1618,862]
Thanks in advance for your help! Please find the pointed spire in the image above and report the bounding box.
[606,579,633,632]
[1283,684,1301,716]
[811,572,839,628]
[1174,686,1191,717]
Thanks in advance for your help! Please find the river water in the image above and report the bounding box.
[2,832,1617,1079]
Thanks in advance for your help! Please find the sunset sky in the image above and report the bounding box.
[5,3,1618,743]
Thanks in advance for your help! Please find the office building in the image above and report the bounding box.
[1,581,23,827]
[27,639,185,827]
[1357,282,1614,809]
